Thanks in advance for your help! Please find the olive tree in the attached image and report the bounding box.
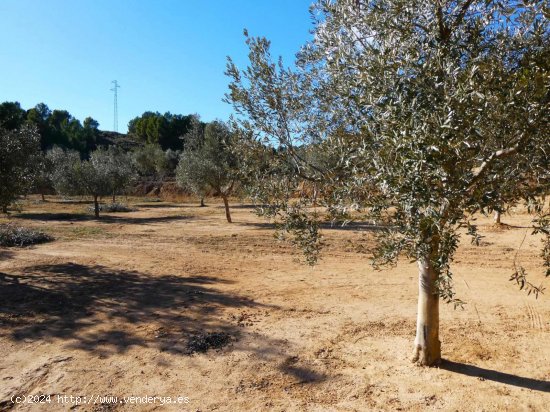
[0,125,41,213]
[176,116,208,207]
[176,120,239,222]
[176,152,210,207]
[49,147,135,218]
[28,151,57,202]
[46,146,81,191]
[226,0,549,366]
[132,143,172,181]
[176,116,206,206]
[93,146,137,203]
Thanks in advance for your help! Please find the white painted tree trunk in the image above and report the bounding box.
[494,210,501,224]
[411,257,441,366]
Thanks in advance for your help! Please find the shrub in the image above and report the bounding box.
[86,203,135,213]
[0,223,53,247]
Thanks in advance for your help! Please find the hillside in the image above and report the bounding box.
[95,131,143,151]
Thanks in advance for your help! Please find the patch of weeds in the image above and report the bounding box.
[86,203,136,214]
[185,332,233,354]
[0,223,53,247]
[105,203,135,212]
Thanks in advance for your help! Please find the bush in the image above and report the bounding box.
[86,203,135,213]
[0,223,53,247]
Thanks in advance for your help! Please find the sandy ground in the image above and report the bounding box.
[0,197,549,411]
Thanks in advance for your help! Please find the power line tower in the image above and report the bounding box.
[110,80,120,132]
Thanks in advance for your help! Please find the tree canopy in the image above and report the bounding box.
[0,101,101,155]
[0,125,42,213]
[176,120,240,222]
[128,111,200,151]
[48,146,136,217]
[226,0,549,365]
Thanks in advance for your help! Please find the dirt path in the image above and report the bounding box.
[1,199,549,411]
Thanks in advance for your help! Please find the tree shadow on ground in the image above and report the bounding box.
[133,203,186,209]
[280,355,326,384]
[482,223,532,230]
[0,264,260,356]
[223,204,258,210]
[240,221,389,232]
[441,360,550,392]
[14,213,192,225]
[0,250,15,260]
[0,263,326,383]
[13,212,90,222]
[49,199,94,205]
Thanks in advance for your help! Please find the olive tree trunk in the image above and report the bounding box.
[200,197,205,207]
[494,210,501,224]
[222,195,232,223]
[411,257,441,366]
[93,195,100,218]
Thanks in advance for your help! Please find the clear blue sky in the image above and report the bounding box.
[0,0,314,133]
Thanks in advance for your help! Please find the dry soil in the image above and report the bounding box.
[0,197,549,411]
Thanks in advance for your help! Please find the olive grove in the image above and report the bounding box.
[226,0,549,365]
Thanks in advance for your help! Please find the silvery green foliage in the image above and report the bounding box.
[132,143,171,181]
[226,0,549,304]
[176,118,209,200]
[49,148,111,198]
[0,125,41,212]
[86,203,135,213]
[164,149,181,174]
[176,151,211,200]
[176,120,239,199]
[0,223,53,247]
[31,151,55,198]
[92,146,137,199]
[47,146,82,196]
[48,147,136,216]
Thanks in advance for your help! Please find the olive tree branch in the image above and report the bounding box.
[467,144,519,192]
